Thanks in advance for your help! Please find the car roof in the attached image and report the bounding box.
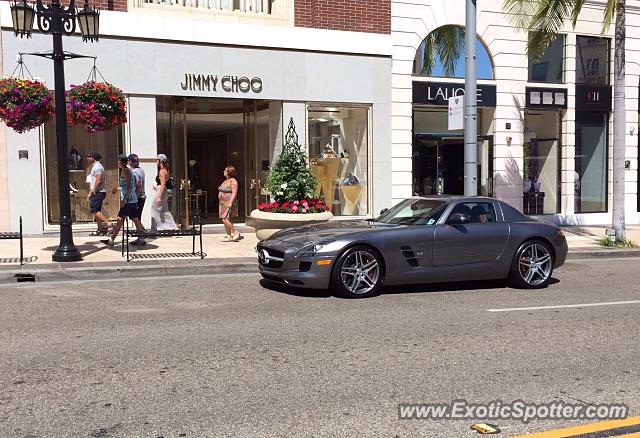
[412,195,498,203]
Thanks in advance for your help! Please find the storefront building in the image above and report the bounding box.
[391,0,640,226]
[0,0,392,233]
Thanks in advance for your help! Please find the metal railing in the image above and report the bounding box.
[138,0,274,14]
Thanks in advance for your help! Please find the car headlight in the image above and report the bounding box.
[296,239,335,258]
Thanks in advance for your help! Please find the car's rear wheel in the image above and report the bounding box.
[509,239,554,289]
[331,246,382,298]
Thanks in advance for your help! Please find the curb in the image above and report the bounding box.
[2,249,639,284]
[565,249,640,260]
[0,258,258,284]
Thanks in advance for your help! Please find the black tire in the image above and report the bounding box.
[331,245,383,298]
[508,239,555,289]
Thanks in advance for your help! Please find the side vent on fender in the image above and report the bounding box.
[400,245,421,267]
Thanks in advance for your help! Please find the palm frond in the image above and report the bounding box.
[420,33,436,75]
[503,0,541,30]
[420,26,465,76]
[504,0,576,60]
[601,0,616,33]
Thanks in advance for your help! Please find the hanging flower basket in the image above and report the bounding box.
[67,81,127,133]
[0,77,55,134]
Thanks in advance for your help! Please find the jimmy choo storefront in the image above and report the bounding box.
[0,31,391,233]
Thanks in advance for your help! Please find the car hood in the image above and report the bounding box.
[265,220,395,246]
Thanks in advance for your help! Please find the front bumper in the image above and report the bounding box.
[257,244,333,289]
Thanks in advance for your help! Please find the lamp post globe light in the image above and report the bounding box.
[9,0,99,262]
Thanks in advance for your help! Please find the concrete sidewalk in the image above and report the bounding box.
[1,224,639,283]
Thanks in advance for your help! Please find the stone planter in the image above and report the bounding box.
[246,209,334,241]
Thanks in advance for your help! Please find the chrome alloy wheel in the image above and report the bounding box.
[518,243,553,286]
[340,250,381,295]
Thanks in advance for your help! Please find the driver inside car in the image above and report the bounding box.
[471,205,489,223]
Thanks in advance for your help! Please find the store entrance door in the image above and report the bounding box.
[157,97,276,226]
[412,134,493,197]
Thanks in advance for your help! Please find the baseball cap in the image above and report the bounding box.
[117,153,128,162]
[157,153,168,162]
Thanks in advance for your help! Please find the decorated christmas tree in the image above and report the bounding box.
[259,118,329,214]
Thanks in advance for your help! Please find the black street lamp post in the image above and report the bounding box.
[10,0,99,262]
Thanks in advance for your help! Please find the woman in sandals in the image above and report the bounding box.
[218,165,240,242]
[150,154,178,231]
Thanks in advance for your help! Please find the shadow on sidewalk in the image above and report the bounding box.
[562,226,605,237]
[43,243,112,258]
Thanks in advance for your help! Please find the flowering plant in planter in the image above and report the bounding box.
[0,77,55,133]
[67,81,127,133]
[247,118,332,240]
[258,197,329,214]
[258,118,329,213]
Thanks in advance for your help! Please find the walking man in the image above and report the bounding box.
[86,151,111,236]
[128,154,147,245]
[103,154,146,248]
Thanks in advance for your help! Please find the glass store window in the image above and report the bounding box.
[528,35,565,83]
[575,112,608,213]
[44,122,124,225]
[523,110,561,214]
[308,105,369,216]
[576,36,610,85]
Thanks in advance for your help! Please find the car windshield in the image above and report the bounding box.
[376,199,448,225]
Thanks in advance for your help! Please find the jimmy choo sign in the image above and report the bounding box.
[180,74,263,94]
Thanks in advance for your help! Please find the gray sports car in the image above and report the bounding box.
[257,196,568,298]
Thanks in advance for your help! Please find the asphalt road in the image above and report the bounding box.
[0,258,639,437]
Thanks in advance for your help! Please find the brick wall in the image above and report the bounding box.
[95,0,127,12]
[294,0,390,34]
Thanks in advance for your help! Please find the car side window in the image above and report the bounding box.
[449,202,497,223]
[469,202,496,223]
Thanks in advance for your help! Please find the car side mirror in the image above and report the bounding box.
[447,213,470,225]
[379,208,389,216]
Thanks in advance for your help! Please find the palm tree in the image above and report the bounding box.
[416,25,465,77]
[504,0,627,240]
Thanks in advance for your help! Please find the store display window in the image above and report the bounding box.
[523,110,561,215]
[575,112,608,213]
[308,105,369,216]
[44,122,124,225]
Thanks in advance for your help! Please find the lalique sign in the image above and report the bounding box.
[180,74,263,94]
[413,81,497,107]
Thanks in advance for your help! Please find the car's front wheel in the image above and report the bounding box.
[509,239,554,289]
[331,246,383,298]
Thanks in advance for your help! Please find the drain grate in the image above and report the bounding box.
[14,273,36,282]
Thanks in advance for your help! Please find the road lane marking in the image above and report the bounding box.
[487,300,640,313]
[512,416,640,437]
